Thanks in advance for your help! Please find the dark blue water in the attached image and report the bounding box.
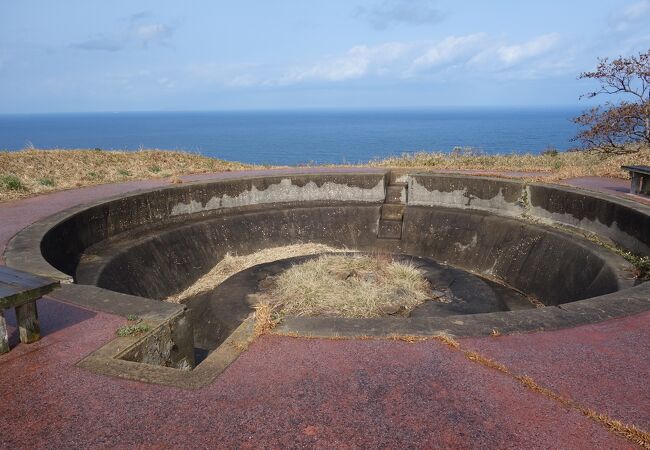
[0,108,582,165]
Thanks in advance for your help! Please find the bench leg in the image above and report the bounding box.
[641,175,650,196]
[0,310,9,354]
[631,173,642,194]
[15,301,40,344]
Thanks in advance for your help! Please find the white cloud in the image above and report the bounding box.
[354,0,446,30]
[495,33,561,65]
[187,32,573,88]
[72,14,176,51]
[280,42,412,83]
[134,24,174,44]
[609,0,650,32]
[411,33,487,71]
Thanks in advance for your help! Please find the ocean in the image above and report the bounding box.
[0,108,583,165]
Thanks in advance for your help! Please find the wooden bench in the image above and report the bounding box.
[622,165,650,196]
[0,266,59,354]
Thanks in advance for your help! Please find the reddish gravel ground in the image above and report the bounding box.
[0,299,634,448]
[461,310,650,430]
[1,171,649,449]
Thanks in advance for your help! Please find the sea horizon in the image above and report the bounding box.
[0,106,586,165]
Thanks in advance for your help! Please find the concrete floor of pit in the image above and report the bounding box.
[1,169,648,449]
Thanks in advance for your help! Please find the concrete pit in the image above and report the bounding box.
[5,171,650,387]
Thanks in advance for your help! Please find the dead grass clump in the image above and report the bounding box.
[253,302,278,337]
[387,334,429,343]
[432,333,460,349]
[0,149,256,202]
[463,351,510,374]
[581,409,650,449]
[263,254,431,318]
[167,243,348,303]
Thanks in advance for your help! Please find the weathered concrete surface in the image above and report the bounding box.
[0,298,635,448]
[4,170,647,347]
[564,176,650,207]
[0,168,385,280]
[77,204,382,300]
[170,176,385,216]
[118,310,195,370]
[70,202,631,306]
[407,174,650,257]
[408,174,526,217]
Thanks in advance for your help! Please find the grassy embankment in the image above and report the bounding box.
[0,149,257,202]
[1,146,650,203]
[369,146,650,181]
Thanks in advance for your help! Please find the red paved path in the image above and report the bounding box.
[1,171,649,449]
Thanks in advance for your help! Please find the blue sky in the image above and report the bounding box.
[1,0,649,113]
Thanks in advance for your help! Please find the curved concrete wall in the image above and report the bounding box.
[7,171,646,310]
[38,173,387,277]
[75,203,629,307]
[409,173,650,254]
[77,205,381,300]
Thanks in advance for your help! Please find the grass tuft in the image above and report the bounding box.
[116,319,151,337]
[253,302,278,337]
[0,174,26,191]
[260,254,432,318]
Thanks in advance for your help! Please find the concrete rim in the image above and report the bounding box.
[5,171,650,332]
[3,171,650,387]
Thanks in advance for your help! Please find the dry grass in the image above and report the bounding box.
[581,409,650,449]
[0,149,256,202]
[463,350,510,374]
[387,334,429,343]
[167,243,348,303]
[432,333,461,349]
[260,254,432,318]
[3,146,650,203]
[253,302,277,337]
[369,147,650,181]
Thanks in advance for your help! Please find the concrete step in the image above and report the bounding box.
[388,170,409,186]
[377,219,403,239]
[385,185,407,204]
[381,204,405,220]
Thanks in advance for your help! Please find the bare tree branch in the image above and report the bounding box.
[575,50,650,153]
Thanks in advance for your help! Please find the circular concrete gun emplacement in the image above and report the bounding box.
[5,171,650,388]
